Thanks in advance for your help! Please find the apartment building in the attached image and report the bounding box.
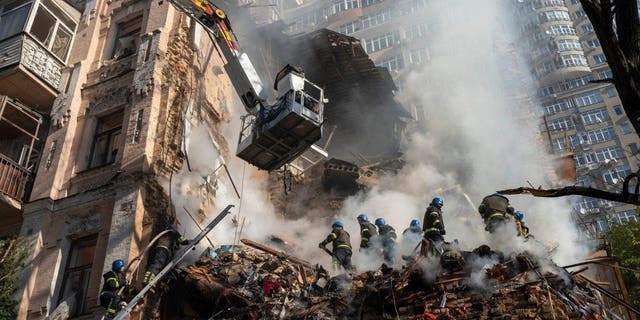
[515,0,640,239]
[266,0,430,84]
[0,0,235,318]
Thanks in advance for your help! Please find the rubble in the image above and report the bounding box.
[155,240,615,319]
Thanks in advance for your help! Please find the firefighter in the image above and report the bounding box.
[514,210,531,238]
[422,197,446,256]
[319,221,353,271]
[356,214,378,252]
[478,193,515,233]
[402,219,423,244]
[99,259,129,319]
[143,224,189,285]
[375,218,397,265]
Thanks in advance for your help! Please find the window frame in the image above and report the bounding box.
[88,110,124,170]
[57,234,98,316]
[24,0,75,62]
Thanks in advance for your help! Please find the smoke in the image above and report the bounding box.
[336,0,590,266]
[166,0,590,270]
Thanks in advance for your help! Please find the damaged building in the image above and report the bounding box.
[1,0,236,318]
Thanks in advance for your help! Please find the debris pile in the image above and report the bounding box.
[155,239,614,319]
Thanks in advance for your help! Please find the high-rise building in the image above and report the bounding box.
[0,0,235,318]
[514,0,640,239]
[269,0,430,83]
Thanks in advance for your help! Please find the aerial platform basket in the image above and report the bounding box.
[237,69,326,171]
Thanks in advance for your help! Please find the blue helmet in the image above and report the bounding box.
[357,214,368,221]
[112,259,126,271]
[432,197,443,206]
[515,211,525,221]
[167,224,177,232]
[375,218,385,226]
[410,219,420,227]
[333,220,344,228]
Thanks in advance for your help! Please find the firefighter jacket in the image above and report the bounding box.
[359,221,378,248]
[423,204,445,235]
[101,270,126,294]
[478,194,514,221]
[402,226,423,238]
[321,227,352,252]
[377,224,397,244]
[155,230,189,256]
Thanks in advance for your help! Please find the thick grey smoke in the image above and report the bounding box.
[337,0,589,266]
[166,1,590,270]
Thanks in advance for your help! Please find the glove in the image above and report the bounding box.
[118,301,127,309]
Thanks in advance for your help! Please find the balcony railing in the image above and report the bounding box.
[0,153,33,202]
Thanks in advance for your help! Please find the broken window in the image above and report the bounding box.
[57,234,97,316]
[110,15,143,60]
[26,0,75,61]
[89,111,123,169]
[0,0,31,41]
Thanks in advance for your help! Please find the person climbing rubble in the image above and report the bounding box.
[356,214,378,253]
[514,210,532,238]
[375,218,397,265]
[99,259,131,319]
[478,193,516,233]
[421,197,446,257]
[319,220,354,271]
[143,224,190,285]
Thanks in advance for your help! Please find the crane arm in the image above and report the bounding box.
[168,0,268,115]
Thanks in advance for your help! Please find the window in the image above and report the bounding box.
[323,0,359,17]
[612,210,639,224]
[337,20,360,35]
[593,54,607,64]
[630,143,639,155]
[575,198,600,213]
[364,32,397,53]
[58,235,97,316]
[581,24,594,33]
[586,38,600,48]
[405,23,428,40]
[549,24,576,35]
[542,10,571,21]
[0,0,32,41]
[89,111,123,169]
[603,165,632,184]
[28,2,74,60]
[110,15,142,60]
[605,86,617,97]
[573,90,603,107]
[556,39,582,51]
[587,126,616,143]
[560,54,588,67]
[581,108,610,125]
[376,54,404,71]
[613,105,623,115]
[575,152,597,167]
[621,123,633,135]
[552,137,567,152]
[362,8,393,29]
[598,68,613,79]
[559,74,595,91]
[575,10,587,18]
[409,48,429,64]
[362,0,383,6]
[594,146,624,162]
[597,220,609,232]
[548,116,574,131]
[576,175,592,187]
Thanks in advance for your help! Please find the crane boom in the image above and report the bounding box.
[167,0,328,171]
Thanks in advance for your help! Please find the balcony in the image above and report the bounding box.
[0,95,43,235]
[0,0,79,111]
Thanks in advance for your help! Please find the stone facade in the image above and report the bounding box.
[14,0,233,319]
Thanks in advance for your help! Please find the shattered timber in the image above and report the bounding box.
[150,240,615,319]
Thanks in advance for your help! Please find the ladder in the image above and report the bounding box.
[113,204,235,320]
